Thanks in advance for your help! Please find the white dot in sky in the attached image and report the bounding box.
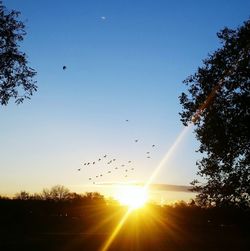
[101,16,106,20]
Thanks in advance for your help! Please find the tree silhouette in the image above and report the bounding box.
[179,20,250,208]
[0,1,37,105]
[14,190,30,200]
[42,185,71,201]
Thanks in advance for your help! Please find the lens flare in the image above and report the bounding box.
[100,209,132,251]
[145,125,192,189]
[100,69,226,250]
[100,125,192,251]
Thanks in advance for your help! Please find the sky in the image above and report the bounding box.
[1,0,249,200]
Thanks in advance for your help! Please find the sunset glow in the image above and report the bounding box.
[114,185,148,209]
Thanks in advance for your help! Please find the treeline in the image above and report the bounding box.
[0,185,249,227]
[0,185,114,219]
[0,185,118,237]
[0,186,250,251]
[5,185,105,202]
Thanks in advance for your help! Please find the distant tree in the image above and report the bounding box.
[41,188,52,200]
[30,193,43,200]
[14,190,30,200]
[68,192,82,201]
[42,185,71,201]
[179,20,250,208]
[0,1,37,105]
[0,195,10,200]
[85,192,105,200]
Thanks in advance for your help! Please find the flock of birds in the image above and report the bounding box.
[63,66,157,185]
[77,119,156,185]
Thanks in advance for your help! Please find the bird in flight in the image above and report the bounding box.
[63,66,67,70]
[146,152,150,154]
[152,145,155,147]
[128,161,131,163]
[125,119,129,122]
[77,168,81,171]
[135,139,138,143]
[93,162,95,165]
[131,168,134,170]
[98,158,101,161]
[104,155,107,158]
[89,178,92,180]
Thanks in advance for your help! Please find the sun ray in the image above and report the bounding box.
[99,126,191,251]
[99,72,226,250]
[100,208,132,251]
[145,125,192,189]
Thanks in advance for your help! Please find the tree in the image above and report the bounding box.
[14,190,30,200]
[42,185,71,201]
[179,20,250,208]
[0,1,37,105]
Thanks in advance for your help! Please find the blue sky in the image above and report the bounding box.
[1,0,249,198]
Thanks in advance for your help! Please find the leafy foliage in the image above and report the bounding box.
[179,20,250,208]
[0,1,37,105]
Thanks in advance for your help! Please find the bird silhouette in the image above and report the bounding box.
[126,119,129,122]
[125,169,128,172]
[77,168,81,171]
[63,66,66,70]
[84,163,87,165]
[131,168,134,170]
[115,167,118,169]
[135,139,138,143]
[104,155,107,158]
[108,171,111,174]
[121,164,125,167]
[89,178,92,180]
[152,145,155,147]
[113,159,116,161]
[98,158,101,161]
[146,152,150,154]
[128,161,131,163]
[147,156,151,158]
[93,162,95,165]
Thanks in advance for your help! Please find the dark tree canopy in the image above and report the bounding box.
[0,1,37,105]
[179,20,250,208]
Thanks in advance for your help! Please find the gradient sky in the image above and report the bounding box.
[1,0,249,198]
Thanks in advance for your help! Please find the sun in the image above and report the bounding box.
[114,185,148,210]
